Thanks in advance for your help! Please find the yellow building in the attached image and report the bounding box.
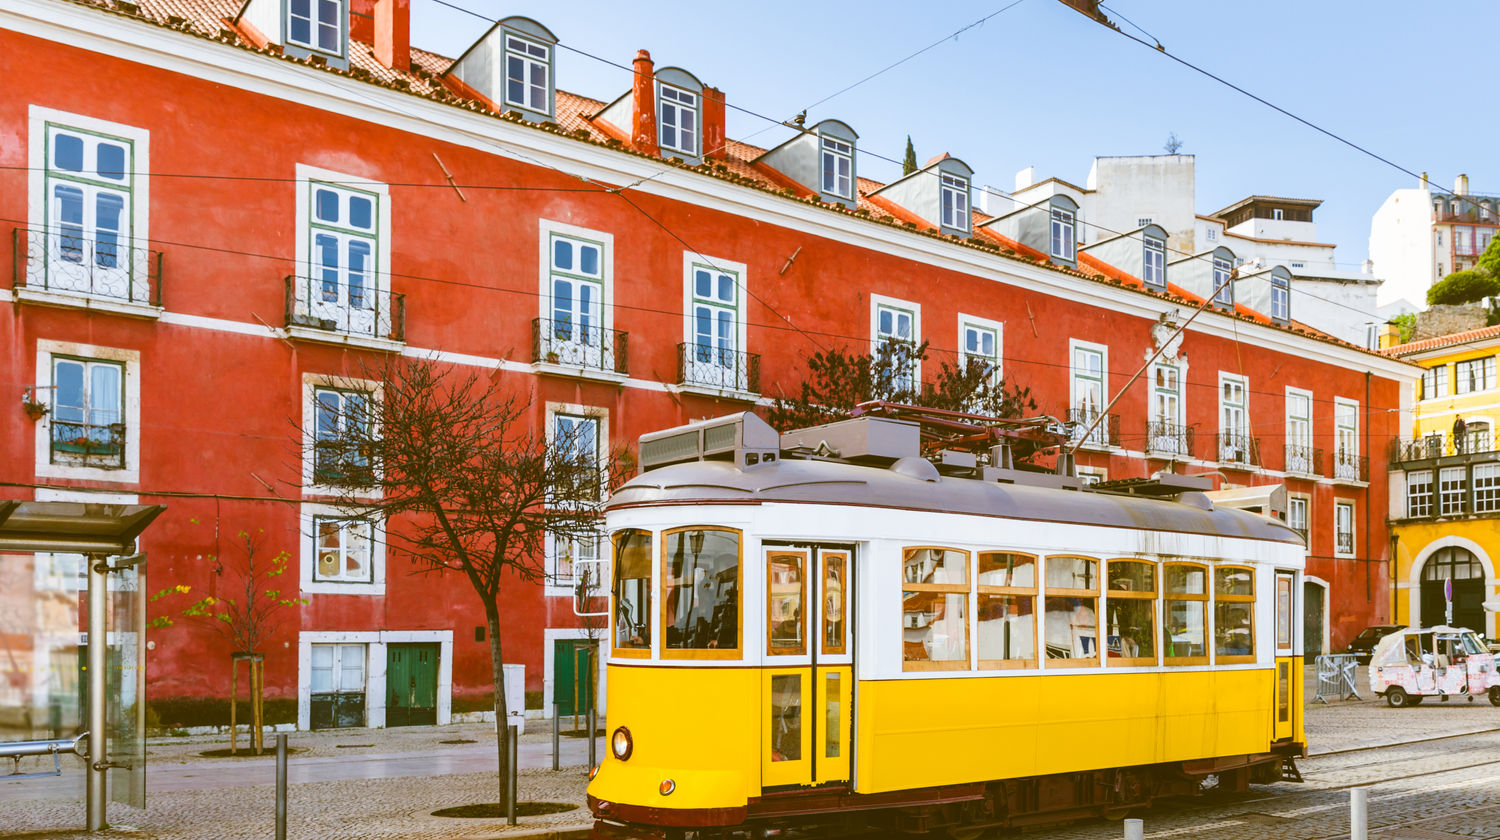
[1386,325,1500,637]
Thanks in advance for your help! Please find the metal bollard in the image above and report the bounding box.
[1124,817,1143,840]
[588,704,597,770]
[1350,788,1368,840]
[552,702,560,772]
[275,733,288,840]
[507,723,519,826]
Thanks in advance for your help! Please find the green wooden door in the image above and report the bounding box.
[552,640,597,719]
[386,643,438,727]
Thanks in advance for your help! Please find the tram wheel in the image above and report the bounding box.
[1386,687,1412,708]
[1490,686,1500,706]
[1102,807,1133,821]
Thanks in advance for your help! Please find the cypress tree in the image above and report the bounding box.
[902,136,917,176]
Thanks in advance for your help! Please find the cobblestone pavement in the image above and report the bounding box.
[5,667,1500,839]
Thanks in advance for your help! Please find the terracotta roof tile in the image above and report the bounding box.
[1384,325,1500,357]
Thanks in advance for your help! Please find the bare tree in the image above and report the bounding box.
[307,355,618,809]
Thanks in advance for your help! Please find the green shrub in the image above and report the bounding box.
[1427,269,1500,305]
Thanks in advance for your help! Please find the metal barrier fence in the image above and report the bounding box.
[1313,653,1362,703]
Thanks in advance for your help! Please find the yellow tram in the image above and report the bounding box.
[588,411,1305,837]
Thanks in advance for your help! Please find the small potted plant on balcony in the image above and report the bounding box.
[21,389,49,421]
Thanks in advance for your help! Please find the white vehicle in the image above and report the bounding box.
[1368,626,1500,708]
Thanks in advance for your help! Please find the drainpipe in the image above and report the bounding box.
[1388,530,1400,625]
[1365,371,1372,603]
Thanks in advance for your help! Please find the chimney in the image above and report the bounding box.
[1014,166,1035,192]
[1455,173,1470,196]
[701,86,726,161]
[631,50,659,156]
[1420,171,1429,190]
[374,0,410,71]
[348,0,375,42]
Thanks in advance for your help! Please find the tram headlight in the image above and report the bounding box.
[611,726,633,761]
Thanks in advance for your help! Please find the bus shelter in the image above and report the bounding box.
[0,499,164,831]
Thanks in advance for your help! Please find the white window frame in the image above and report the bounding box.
[957,314,1003,384]
[503,33,552,115]
[285,0,345,57]
[1142,236,1166,288]
[1334,501,1356,558]
[538,219,615,372]
[1439,466,1466,516]
[1285,387,1313,451]
[1474,463,1500,514]
[34,340,141,483]
[1212,257,1234,305]
[1050,207,1076,261]
[301,373,382,497]
[658,83,699,157]
[871,294,922,394]
[1219,373,1249,462]
[544,402,609,597]
[680,253,750,393]
[820,135,854,199]
[292,164,393,345]
[940,173,970,233]
[297,630,453,730]
[1455,356,1496,395]
[1333,397,1360,477]
[1287,494,1309,538]
[300,503,386,595]
[1421,365,1449,400]
[1069,339,1109,448]
[1270,275,1290,321]
[27,107,152,310]
[1406,470,1434,518]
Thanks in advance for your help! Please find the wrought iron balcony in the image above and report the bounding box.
[49,419,125,468]
[284,276,405,342]
[1284,444,1322,477]
[1390,433,1497,465]
[531,318,628,375]
[1335,531,1354,555]
[13,226,162,306]
[1144,421,1193,458]
[1217,432,1260,468]
[1332,449,1368,483]
[677,343,760,395]
[1066,408,1120,449]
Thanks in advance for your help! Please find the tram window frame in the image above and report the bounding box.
[976,551,1038,670]
[1162,562,1209,665]
[611,528,653,658]
[1213,565,1256,664]
[821,550,849,657]
[767,549,808,656]
[1042,555,1101,668]
[901,546,971,671]
[660,525,743,661]
[1105,559,1158,666]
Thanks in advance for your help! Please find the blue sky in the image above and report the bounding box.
[412,0,1500,270]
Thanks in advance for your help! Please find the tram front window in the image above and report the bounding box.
[663,528,741,654]
[613,529,652,651]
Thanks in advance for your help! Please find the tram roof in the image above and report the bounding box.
[607,458,1304,545]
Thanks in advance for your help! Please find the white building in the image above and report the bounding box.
[1370,174,1500,308]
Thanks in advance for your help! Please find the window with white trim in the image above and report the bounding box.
[1474,463,1500,513]
[1142,235,1166,288]
[1288,496,1309,538]
[1271,273,1290,321]
[1152,364,1182,424]
[1219,375,1249,463]
[1333,399,1359,480]
[313,516,374,583]
[547,234,605,366]
[959,318,1000,382]
[1286,389,1313,472]
[287,0,344,56]
[1406,470,1434,518]
[41,124,136,301]
[505,34,551,114]
[940,173,970,232]
[875,300,918,394]
[821,136,853,199]
[1212,256,1233,305]
[685,262,747,390]
[1421,365,1448,400]
[1439,466,1466,516]
[659,84,699,156]
[312,386,373,486]
[306,182,379,332]
[50,357,124,469]
[1455,356,1496,395]
[1050,207,1076,261]
[1334,501,1355,556]
[1070,343,1107,447]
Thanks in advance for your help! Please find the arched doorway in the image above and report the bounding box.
[1420,547,1486,631]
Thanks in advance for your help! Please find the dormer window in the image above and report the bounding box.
[659,85,699,156]
[821,136,853,200]
[1212,256,1233,306]
[505,35,550,115]
[1050,207,1076,262]
[1271,273,1290,322]
[287,0,343,56]
[1143,235,1166,288]
[940,173,970,232]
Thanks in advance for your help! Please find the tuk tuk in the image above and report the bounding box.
[1368,625,1500,707]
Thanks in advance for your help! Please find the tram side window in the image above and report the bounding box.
[662,527,741,656]
[977,552,1037,669]
[1044,555,1099,665]
[1214,566,1255,663]
[1106,560,1156,664]
[902,547,970,670]
[1163,563,1209,664]
[612,529,652,653]
[767,550,807,655]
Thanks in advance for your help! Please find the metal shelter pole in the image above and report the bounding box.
[86,553,107,831]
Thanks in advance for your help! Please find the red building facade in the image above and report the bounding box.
[0,0,1416,729]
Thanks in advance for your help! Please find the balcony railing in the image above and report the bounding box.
[1293,527,1309,544]
[1335,531,1354,555]
[285,276,405,342]
[677,343,760,395]
[1145,421,1193,458]
[49,419,125,468]
[1332,450,1369,483]
[1217,432,1260,468]
[13,226,162,306]
[531,318,628,375]
[1390,433,1497,465]
[1284,444,1323,477]
[1067,408,1120,449]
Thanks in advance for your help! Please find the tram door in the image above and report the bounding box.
[762,546,854,789]
[1273,570,1298,742]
